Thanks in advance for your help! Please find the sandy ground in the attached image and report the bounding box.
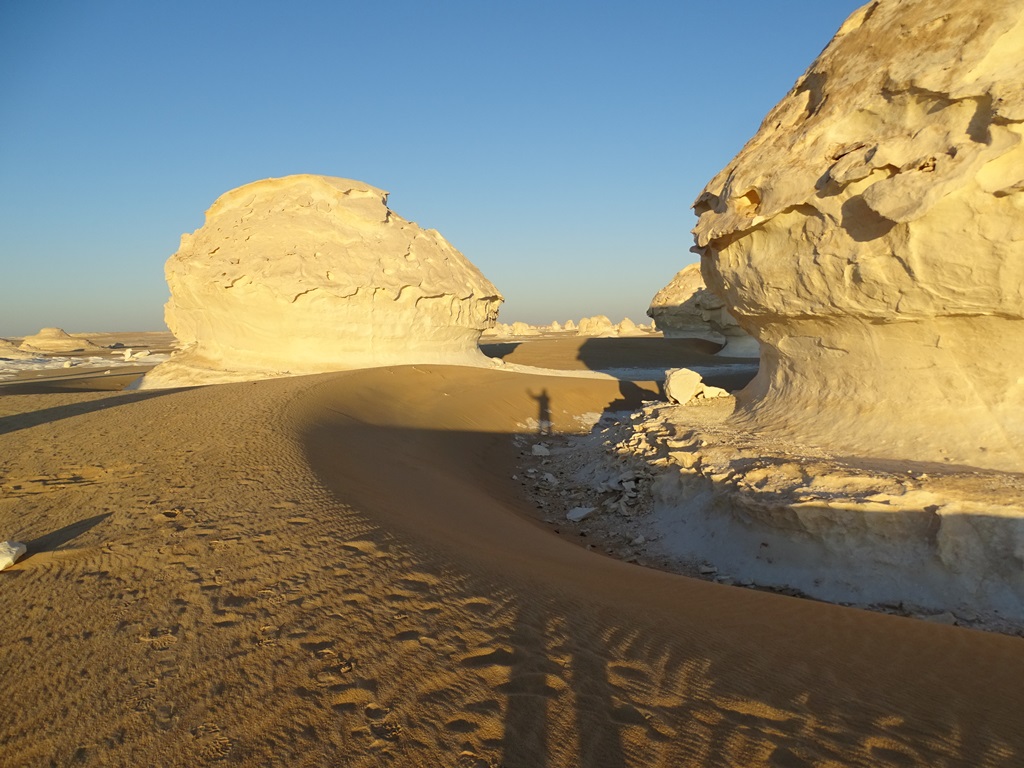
[1,336,1022,767]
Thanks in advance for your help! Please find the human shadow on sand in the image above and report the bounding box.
[0,387,187,435]
[299,372,1024,768]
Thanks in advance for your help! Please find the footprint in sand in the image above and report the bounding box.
[192,723,233,762]
[138,626,179,651]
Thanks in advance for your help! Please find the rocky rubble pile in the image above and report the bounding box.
[514,397,1024,635]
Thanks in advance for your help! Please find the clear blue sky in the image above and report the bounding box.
[0,1,861,336]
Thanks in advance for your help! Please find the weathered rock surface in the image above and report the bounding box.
[0,541,26,571]
[18,328,102,354]
[691,0,1024,472]
[141,176,502,387]
[648,263,759,356]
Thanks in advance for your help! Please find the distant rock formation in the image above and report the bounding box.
[481,316,651,339]
[691,0,1024,472]
[648,264,759,357]
[141,175,503,387]
[0,339,39,360]
[18,328,102,354]
[576,315,614,337]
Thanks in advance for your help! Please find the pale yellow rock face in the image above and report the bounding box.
[692,0,1024,471]
[648,263,759,356]
[145,175,502,386]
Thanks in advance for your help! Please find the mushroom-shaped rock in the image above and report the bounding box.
[18,328,101,353]
[691,1,1024,471]
[648,263,759,356]
[140,176,503,387]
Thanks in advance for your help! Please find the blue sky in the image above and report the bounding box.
[0,1,861,335]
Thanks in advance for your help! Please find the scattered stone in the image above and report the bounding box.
[566,507,596,522]
[698,564,717,575]
[0,541,27,570]
[920,612,959,626]
[699,385,730,399]
[531,444,551,457]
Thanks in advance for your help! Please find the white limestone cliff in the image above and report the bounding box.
[691,0,1024,472]
[140,176,503,388]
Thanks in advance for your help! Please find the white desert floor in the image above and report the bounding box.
[1,333,1022,767]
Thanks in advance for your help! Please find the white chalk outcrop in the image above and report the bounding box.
[648,264,759,357]
[18,328,102,354]
[481,317,650,339]
[140,176,503,388]
[691,0,1024,472]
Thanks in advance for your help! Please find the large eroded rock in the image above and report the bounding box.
[647,263,759,356]
[691,0,1024,471]
[141,175,503,387]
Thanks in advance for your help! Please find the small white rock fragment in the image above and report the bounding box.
[531,444,551,456]
[566,507,596,522]
[700,385,730,399]
[698,564,717,575]
[0,540,27,570]
[920,611,959,626]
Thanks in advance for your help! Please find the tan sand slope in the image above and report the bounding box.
[1,364,1022,766]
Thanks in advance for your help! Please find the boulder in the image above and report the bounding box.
[140,176,503,387]
[664,368,703,404]
[691,0,1024,471]
[648,263,758,356]
[0,541,26,570]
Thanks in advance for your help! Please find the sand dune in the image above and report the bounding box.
[1,361,1022,766]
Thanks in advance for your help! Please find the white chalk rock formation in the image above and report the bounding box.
[141,176,503,388]
[509,321,540,337]
[649,264,759,356]
[18,328,101,354]
[576,315,615,337]
[691,0,1024,472]
[0,339,38,360]
[0,541,26,570]
[615,317,644,336]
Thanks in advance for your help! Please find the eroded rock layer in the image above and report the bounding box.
[142,176,502,387]
[648,263,759,356]
[691,0,1024,471]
